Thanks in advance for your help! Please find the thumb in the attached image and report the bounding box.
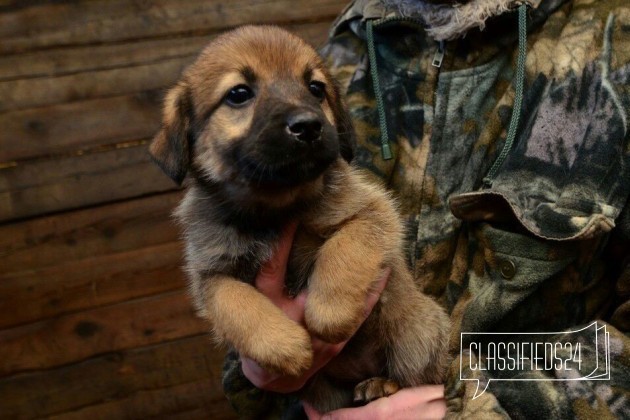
[363,267,390,318]
[303,401,323,420]
[256,220,298,302]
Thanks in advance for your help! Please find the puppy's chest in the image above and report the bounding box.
[225,228,326,295]
[193,224,327,292]
[285,228,327,296]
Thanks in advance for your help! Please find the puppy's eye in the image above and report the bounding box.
[308,81,326,101]
[225,85,254,106]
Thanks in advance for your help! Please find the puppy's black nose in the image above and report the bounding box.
[286,111,322,143]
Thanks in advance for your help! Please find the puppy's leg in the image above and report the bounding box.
[383,272,451,386]
[305,201,399,344]
[206,276,313,376]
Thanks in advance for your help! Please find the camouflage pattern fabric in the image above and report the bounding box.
[222,0,630,418]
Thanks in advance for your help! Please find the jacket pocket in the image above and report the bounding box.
[453,222,608,336]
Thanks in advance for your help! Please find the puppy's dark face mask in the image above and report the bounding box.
[222,73,340,190]
[150,26,355,207]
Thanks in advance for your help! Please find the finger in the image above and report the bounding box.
[382,386,446,419]
[416,398,447,419]
[270,338,344,392]
[363,267,391,318]
[320,403,380,420]
[257,220,299,302]
[242,336,345,394]
[396,385,445,402]
[303,401,323,420]
[321,399,445,420]
[283,290,308,324]
[311,336,346,361]
[321,385,446,420]
[240,356,280,388]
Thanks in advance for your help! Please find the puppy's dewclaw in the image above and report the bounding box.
[149,24,450,413]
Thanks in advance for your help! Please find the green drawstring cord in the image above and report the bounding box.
[366,19,393,160]
[367,4,528,174]
[482,3,528,188]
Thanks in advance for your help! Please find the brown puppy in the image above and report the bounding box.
[149,25,450,413]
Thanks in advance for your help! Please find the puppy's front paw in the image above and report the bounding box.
[354,377,400,405]
[253,323,313,377]
[305,292,363,344]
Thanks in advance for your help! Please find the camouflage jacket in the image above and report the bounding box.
[223,0,630,418]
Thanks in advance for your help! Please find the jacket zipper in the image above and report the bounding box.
[432,41,445,68]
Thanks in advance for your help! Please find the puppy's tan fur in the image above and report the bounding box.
[150,25,450,412]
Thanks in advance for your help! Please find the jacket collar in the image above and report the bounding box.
[331,0,549,40]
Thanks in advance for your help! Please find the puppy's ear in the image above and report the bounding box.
[149,84,194,185]
[329,81,356,163]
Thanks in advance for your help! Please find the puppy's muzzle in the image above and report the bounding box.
[230,100,339,189]
[286,110,323,144]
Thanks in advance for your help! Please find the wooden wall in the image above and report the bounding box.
[0,1,344,418]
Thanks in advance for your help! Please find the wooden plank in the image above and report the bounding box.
[0,190,181,272]
[0,91,163,162]
[0,21,331,161]
[0,143,178,222]
[48,379,236,420]
[0,242,186,329]
[0,290,208,375]
[0,0,344,55]
[0,55,192,112]
[0,35,208,81]
[0,21,330,81]
[0,335,227,419]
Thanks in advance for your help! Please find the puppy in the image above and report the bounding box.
[149,25,450,413]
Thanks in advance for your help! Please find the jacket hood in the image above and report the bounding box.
[382,0,539,40]
[332,0,546,41]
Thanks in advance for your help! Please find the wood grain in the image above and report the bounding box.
[0,334,228,419]
[0,0,343,54]
[0,91,163,162]
[0,1,340,417]
[0,242,185,329]
[0,21,331,164]
[0,56,191,112]
[0,290,208,375]
[0,144,177,221]
[0,35,208,82]
[48,379,236,420]
[0,21,330,82]
[0,190,181,271]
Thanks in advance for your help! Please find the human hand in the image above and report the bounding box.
[241,221,389,393]
[303,385,446,420]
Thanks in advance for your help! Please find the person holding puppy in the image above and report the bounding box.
[223,0,630,418]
